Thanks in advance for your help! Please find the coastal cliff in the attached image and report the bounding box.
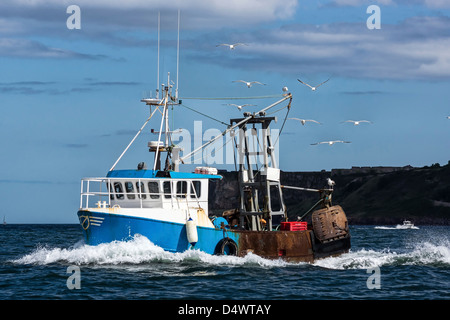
[208,162,450,225]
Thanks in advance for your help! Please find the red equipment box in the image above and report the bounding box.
[280,221,308,231]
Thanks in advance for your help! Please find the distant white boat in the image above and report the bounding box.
[2,216,6,226]
[401,220,414,228]
[395,220,418,229]
[375,220,419,230]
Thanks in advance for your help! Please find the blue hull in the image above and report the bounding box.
[77,210,239,255]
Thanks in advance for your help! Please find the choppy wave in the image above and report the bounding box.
[313,240,450,270]
[11,234,291,268]
[12,234,450,271]
[375,225,420,230]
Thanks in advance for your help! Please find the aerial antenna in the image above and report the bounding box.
[176,9,180,100]
[156,11,160,99]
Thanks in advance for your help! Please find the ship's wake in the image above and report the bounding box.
[11,234,290,268]
[12,234,450,270]
[313,240,450,270]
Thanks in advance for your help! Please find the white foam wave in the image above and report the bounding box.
[375,225,420,230]
[12,234,291,268]
[313,240,450,270]
[13,235,449,271]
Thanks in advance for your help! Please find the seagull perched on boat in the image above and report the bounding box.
[342,120,373,125]
[233,80,266,88]
[288,118,322,125]
[327,178,335,189]
[311,140,351,146]
[297,78,330,91]
[225,103,256,110]
[216,43,247,50]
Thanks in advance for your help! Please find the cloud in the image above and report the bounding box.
[0,0,298,31]
[89,81,141,86]
[0,86,46,95]
[423,0,450,8]
[329,0,394,6]
[0,0,299,59]
[0,86,94,95]
[2,1,449,81]
[194,16,450,80]
[0,79,140,95]
[115,129,138,136]
[0,38,108,59]
[0,81,55,85]
[329,0,450,7]
[70,87,95,93]
[0,81,54,94]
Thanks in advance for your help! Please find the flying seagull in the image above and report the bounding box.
[446,116,450,119]
[311,140,351,146]
[327,178,336,188]
[297,78,330,91]
[233,80,266,88]
[225,103,256,110]
[216,43,247,50]
[342,120,373,125]
[288,117,322,125]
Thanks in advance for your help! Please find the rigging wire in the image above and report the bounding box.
[190,133,234,165]
[266,104,289,116]
[179,103,229,126]
[109,107,159,171]
[180,94,284,101]
[176,94,292,164]
[272,97,292,148]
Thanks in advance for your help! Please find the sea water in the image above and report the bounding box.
[0,224,449,300]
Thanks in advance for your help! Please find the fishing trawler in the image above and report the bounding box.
[77,76,350,262]
[76,13,350,262]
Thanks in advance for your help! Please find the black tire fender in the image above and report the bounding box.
[214,237,238,256]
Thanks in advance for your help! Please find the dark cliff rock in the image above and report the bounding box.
[208,162,450,225]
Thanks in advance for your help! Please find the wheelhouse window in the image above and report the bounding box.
[125,181,135,200]
[190,180,201,199]
[114,182,124,200]
[148,181,160,199]
[107,182,114,200]
[163,181,172,199]
[176,181,187,198]
[136,182,146,199]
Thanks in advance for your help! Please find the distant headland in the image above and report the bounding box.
[208,162,450,225]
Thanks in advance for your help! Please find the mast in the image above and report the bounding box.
[230,114,287,231]
[156,11,160,99]
[174,94,292,231]
[176,9,180,100]
[142,72,180,171]
[141,12,182,172]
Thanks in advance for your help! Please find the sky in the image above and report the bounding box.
[0,0,449,223]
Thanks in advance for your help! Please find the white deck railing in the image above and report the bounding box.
[79,177,203,210]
